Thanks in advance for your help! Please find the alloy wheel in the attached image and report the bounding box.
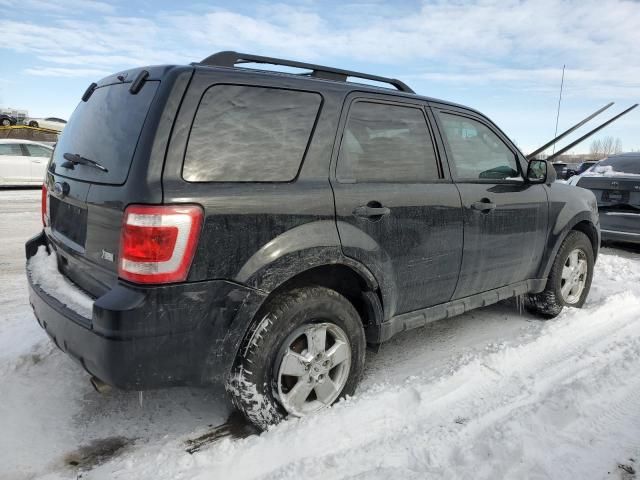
[276,322,351,417]
[560,248,588,304]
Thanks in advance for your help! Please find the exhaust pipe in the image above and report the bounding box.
[90,376,112,394]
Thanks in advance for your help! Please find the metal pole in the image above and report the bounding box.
[526,102,614,159]
[546,104,638,162]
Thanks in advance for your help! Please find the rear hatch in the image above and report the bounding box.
[44,67,182,298]
[577,159,640,234]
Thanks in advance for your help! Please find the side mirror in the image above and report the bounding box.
[527,159,556,185]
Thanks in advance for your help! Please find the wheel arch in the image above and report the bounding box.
[539,212,600,282]
[264,263,384,337]
[571,219,599,261]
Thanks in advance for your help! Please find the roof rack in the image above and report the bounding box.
[197,51,415,94]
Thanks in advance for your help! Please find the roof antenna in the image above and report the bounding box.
[552,65,565,155]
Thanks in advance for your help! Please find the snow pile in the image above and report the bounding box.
[81,252,640,480]
[582,165,640,177]
[27,245,94,318]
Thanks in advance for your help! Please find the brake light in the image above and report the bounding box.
[118,205,203,284]
[41,183,49,227]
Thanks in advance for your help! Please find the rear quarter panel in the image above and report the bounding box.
[162,68,352,289]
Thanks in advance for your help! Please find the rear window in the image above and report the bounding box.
[49,81,159,185]
[596,156,640,175]
[183,85,321,182]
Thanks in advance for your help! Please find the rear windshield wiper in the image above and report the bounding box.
[61,152,109,172]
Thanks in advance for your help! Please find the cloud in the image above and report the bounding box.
[1,0,115,14]
[24,67,110,78]
[1,0,639,101]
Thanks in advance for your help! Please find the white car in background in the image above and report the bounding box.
[0,139,52,186]
[24,117,67,131]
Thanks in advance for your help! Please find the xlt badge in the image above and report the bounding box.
[101,249,114,262]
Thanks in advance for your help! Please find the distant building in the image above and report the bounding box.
[0,107,28,122]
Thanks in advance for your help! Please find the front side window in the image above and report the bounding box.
[24,144,52,158]
[439,113,520,181]
[0,144,22,156]
[337,101,440,183]
[183,85,322,182]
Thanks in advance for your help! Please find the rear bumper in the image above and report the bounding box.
[600,211,640,245]
[26,231,266,390]
[601,229,640,244]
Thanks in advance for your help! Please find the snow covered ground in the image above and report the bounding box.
[1,188,639,480]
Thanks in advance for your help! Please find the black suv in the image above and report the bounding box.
[26,52,600,429]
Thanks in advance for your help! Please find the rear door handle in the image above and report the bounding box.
[353,205,391,218]
[471,200,496,212]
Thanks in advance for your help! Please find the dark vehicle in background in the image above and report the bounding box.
[574,153,640,244]
[552,161,582,180]
[0,114,18,127]
[566,160,598,179]
[25,51,600,430]
[552,162,568,179]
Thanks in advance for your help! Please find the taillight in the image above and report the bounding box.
[41,183,49,227]
[118,205,203,284]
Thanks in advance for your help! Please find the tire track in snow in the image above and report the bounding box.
[250,292,640,480]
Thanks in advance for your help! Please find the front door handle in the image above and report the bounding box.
[353,205,391,219]
[471,199,496,212]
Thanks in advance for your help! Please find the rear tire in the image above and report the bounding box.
[227,286,366,430]
[28,121,38,128]
[0,118,10,127]
[525,230,594,318]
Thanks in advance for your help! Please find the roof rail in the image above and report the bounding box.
[197,51,415,94]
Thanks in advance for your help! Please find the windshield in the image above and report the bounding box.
[49,81,159,185]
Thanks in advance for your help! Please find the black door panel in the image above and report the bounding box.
[452,183,548,298]
[334,183,463,315]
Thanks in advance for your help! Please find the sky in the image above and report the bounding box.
[0,0,639,154]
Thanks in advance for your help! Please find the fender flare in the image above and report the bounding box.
[539,211,599,282]
[235,220,379,293]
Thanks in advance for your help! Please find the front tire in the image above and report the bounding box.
[0,118,10,127]
[28,121,38,128]
[227,286,366,430]
[526,230,594,318]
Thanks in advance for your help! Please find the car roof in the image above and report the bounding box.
[99,61,483,118]
[0,139,53,147]
[202,64,473,110]
[603,152,640,161]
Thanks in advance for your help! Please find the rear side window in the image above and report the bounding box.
[337,101,440,183]
[0,144,22,156]
[183,85,321,182]
[438,113,520,181]
[24,144,52,157]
